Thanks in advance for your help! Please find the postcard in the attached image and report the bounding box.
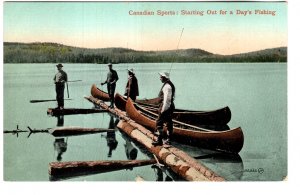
[2,0,288,186]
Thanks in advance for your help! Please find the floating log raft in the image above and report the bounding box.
[47,108,107,116]
[85,95,224,181]
[49,159,156,178]
[49,126,115,136]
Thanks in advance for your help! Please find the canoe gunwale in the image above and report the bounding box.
[125,97,244,153]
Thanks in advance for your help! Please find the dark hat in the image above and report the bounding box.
[56,64,63,68]
[108,63,112,66]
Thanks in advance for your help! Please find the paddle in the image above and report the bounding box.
[30,99,72,103]
[67,80,82,83]
[66,82,70,98]
[65,80,82,98]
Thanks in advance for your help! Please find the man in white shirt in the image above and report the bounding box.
[152,71,175,146]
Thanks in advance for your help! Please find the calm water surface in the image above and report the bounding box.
[3,63,287,181]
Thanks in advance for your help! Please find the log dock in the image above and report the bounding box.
[49,159,156,180]
[85,95,225,181]
[47,108,107,116]
[48,126,115,136]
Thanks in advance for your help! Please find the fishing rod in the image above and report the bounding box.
[66,82,70,98]
[169,28,184,74]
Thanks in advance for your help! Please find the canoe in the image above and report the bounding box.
[125,98,244,154]
[114,93,231,126]
[91,84,163,106]
[91,84,110,101]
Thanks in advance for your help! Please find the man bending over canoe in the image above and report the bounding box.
[152,71,175,146]
[101,63,119,108]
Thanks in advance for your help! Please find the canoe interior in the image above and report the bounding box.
[114,92,231,126]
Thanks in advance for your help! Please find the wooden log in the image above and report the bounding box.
[47,108,107,116]
[118,120,224,181]
[4,125,27,134]
[85,95,224,181]
[48,126,115,136]
[49,159,156,176]
[4,130,27,133]
[30,99,72,103]
[84,96,116,113]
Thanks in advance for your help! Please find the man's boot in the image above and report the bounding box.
[110,100,114,108]
[152,134,163,146]
[164,130,172,145]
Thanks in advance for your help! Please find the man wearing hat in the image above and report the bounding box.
[101,63,119,108]
[53,63,68,109]
[152,71,175,146]
[124,68,139,101]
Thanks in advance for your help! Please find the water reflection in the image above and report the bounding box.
[53,138,67,161]
[118,130,183,181]
[118,132,139,171]
[151,165,173,181]
[120,132,138,160]
[53,115,67,161]
[105,115,118,157]
[56,115,64,126]
[195,152,244,181]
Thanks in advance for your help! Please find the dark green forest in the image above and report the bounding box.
[3,42,287,63]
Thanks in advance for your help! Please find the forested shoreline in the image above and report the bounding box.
[4,42,287,63]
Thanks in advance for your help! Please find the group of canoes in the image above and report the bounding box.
[90,84,244,154]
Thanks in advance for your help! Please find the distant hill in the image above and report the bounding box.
[3,42,287,63]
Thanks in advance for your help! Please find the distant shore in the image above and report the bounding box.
[4,42,287,63]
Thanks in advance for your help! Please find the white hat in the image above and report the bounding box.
[127,68,134,74]
[159,71,170,79]
[108,63,112,66]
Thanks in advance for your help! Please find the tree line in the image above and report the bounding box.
[3,42,287,63]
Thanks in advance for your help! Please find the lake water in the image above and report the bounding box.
[3,63,287,181]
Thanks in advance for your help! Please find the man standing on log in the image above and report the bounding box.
[124,68,139,101]
[101,63,119,108]
[152,71,175,146]
[53,63,68,110]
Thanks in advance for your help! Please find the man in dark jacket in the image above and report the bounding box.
[101,63,119,108]
[152,71,175,146]
[124,68,139,101]
[53,63,68,109]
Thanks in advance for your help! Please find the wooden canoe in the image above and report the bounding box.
[114,93,231,126]
[125,98,244,154]
[91,84,110,101]
[91,84,163,106]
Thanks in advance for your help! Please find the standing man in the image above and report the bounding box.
[152,72,175,146]
[53,63,68,110]
[124,68,139,101]
[101,63,119,108]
